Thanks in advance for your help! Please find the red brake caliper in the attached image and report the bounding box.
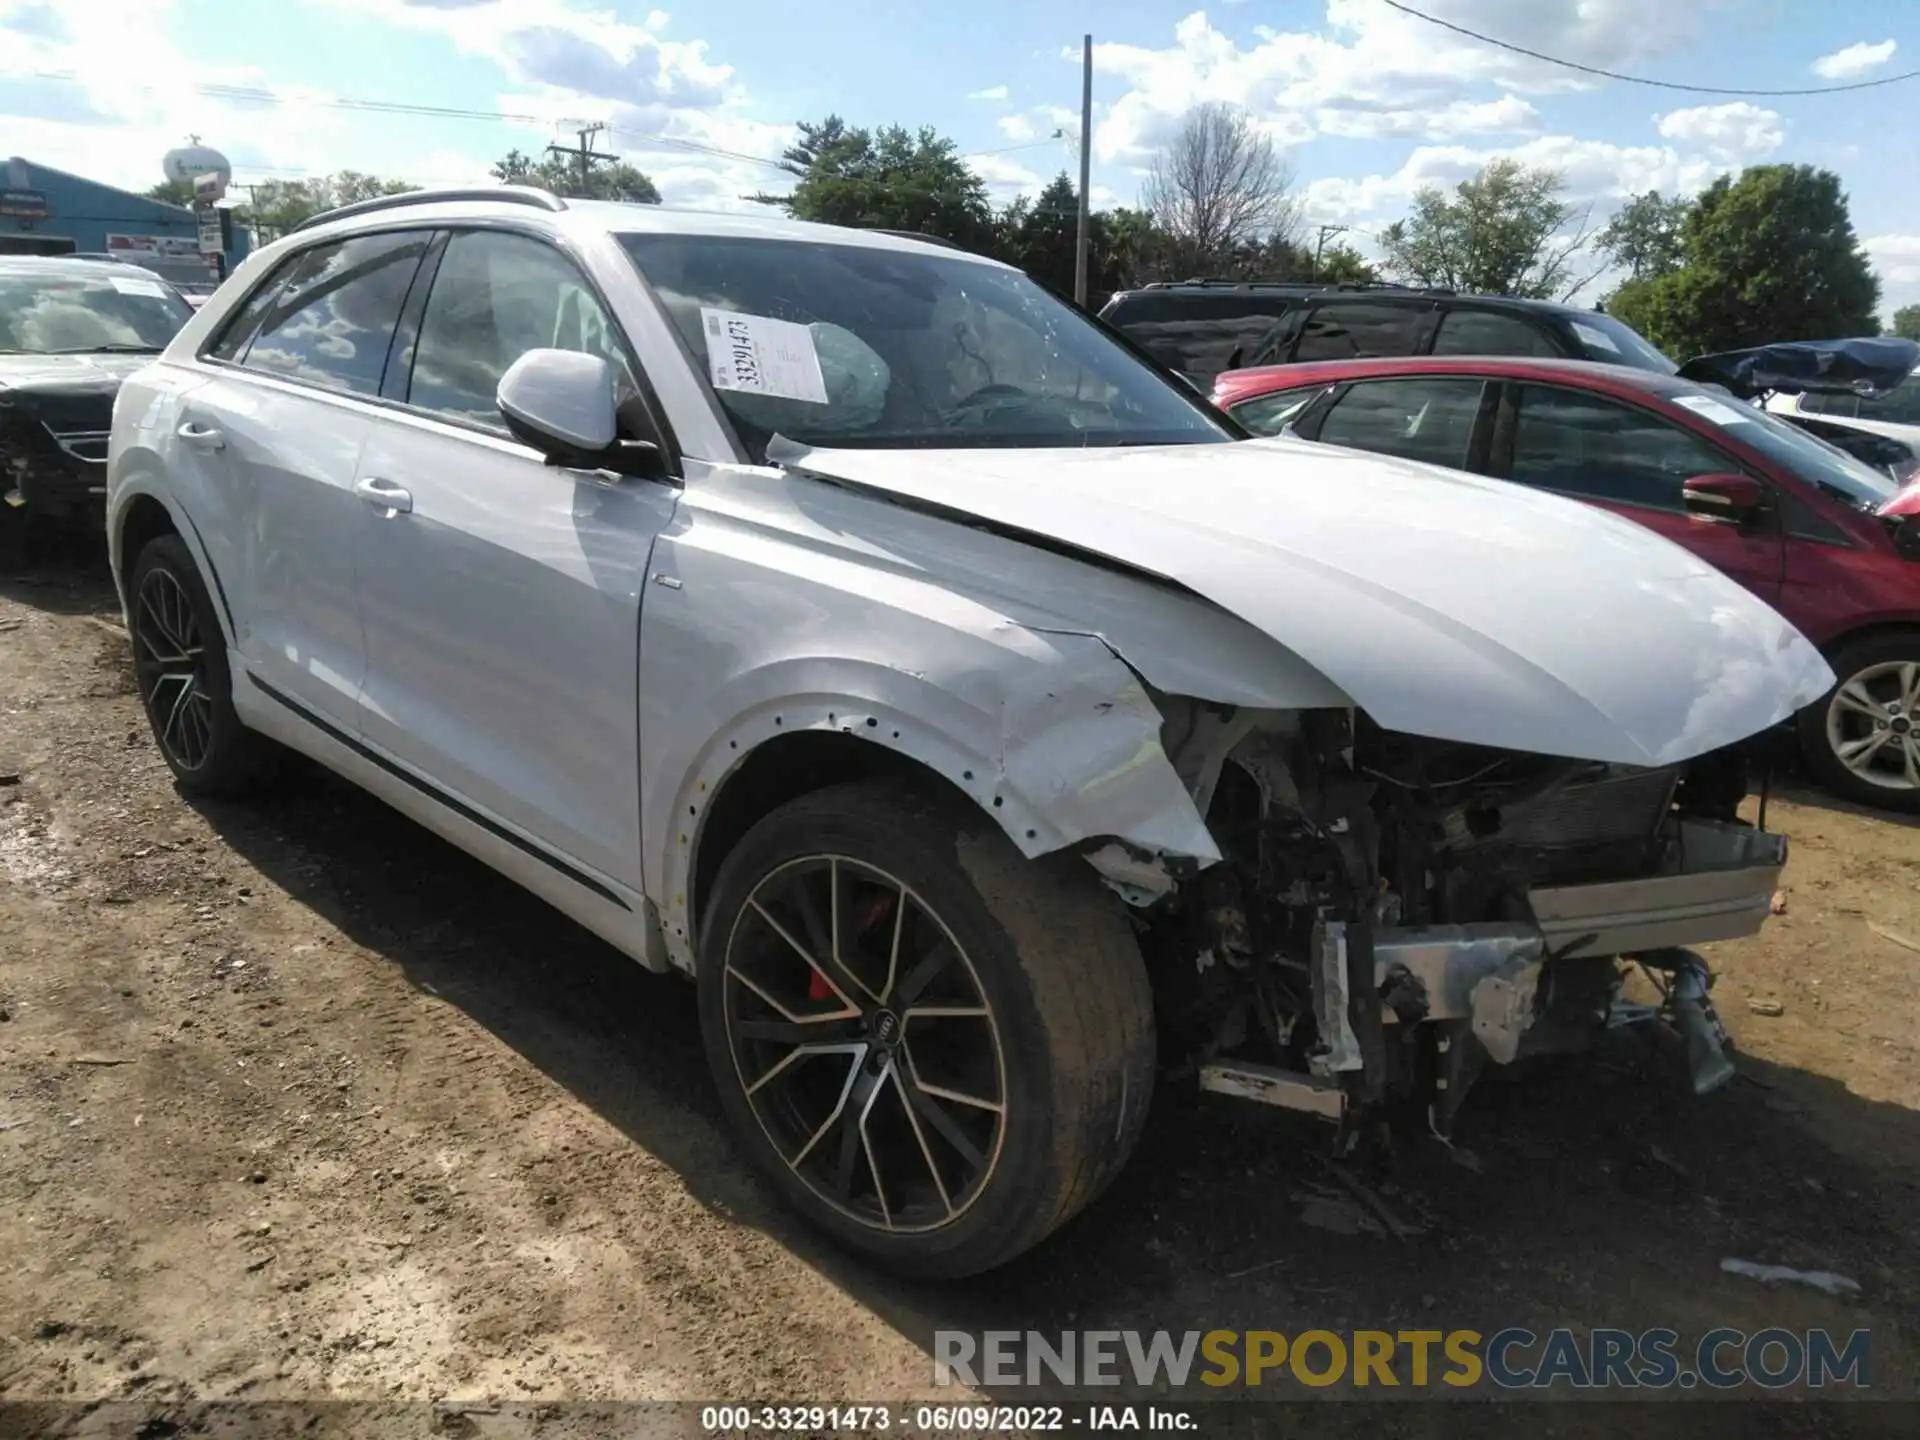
[808,895,895,1002]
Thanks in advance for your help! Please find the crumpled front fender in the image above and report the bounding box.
[652,633,1221,974]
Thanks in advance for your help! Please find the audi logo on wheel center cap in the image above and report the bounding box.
[870,1008,901,1046]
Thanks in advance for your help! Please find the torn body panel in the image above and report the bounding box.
[641,464,1338,971]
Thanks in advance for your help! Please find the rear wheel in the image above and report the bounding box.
[129,534,277,797]
[697,780,1155,1277]
[1798,632,1920,813]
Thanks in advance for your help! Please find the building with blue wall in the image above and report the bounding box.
[1,156,249,288]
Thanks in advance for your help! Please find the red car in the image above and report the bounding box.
[1214,354,1920,811]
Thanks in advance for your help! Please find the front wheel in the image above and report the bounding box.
[1798,632,1920,812]
[697,780,1156,1278]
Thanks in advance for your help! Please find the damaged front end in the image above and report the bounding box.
[0,398,110,519]
[1126,702,1781,1144]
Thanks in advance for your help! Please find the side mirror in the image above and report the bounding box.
[1682,472,1767,525]
[497,348,667,478]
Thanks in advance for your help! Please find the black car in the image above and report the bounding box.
[1,255,196,525]
[1098,280,1677,388]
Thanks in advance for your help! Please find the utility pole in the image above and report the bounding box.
[1073,33,1093,309]
[1313,223,1347,280]
[549,122,616,196]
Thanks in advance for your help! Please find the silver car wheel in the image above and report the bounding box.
[1825,659,1920,792]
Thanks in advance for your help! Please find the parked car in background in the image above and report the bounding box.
[1215,351,1920,811]
[1763,360,1920,477]
[1099,279,1675,388]
[109,187,1825,1276]
[1,254,196,531]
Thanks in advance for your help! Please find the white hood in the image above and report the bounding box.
[779,436,1835,767]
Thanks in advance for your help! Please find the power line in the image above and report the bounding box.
[8,67,793,172]
[1381,0,1920,96]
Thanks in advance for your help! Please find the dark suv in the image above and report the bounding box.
[1098,280,1676,388]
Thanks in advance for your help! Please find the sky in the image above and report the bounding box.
[3,0,1919,315]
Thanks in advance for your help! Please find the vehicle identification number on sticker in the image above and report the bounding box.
[701,307,829,404]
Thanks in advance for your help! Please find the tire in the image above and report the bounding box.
[128,533,277,797]
[1797,631,1920,813]
[697,779,1156,1278]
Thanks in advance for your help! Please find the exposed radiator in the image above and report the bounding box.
[1455,765,1681,851]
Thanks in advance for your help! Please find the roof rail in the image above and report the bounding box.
[871,229,966,251]
[290,185,567,235]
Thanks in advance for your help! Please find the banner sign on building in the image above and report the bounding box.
[0,188,49,218]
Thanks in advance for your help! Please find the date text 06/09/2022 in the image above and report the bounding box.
[699,1405,1197,1433]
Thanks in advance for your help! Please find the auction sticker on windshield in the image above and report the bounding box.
[1672,393,1759,428]
[109,275,170,298]
[701,307,828,404]
[1571,320,1621,355]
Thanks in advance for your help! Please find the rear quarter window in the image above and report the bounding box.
[1230,387,1325,436]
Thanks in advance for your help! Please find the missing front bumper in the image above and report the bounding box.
[1379,820,1786,1024]
[1199,820,1782,1122]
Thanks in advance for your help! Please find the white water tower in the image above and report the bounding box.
[162,139,231,198]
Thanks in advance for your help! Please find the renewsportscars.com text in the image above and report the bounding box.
[934,1327,1873,1392]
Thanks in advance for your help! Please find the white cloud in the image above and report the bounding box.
[1866,233,1920,316]
[1812,40,1897,80]
[0,0,360,194]
[1316,93,1542,142]
[1304,134,1728,225]
[996,113,1038,142]
[966,84,1009,102]
[306,0,786,205]
[967,152,1047,199]
[1654,102,1784,162]
[1087,4,1736,163]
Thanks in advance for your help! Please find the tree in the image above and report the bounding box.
[753,116,995,251]
[1142,103,1301,276]
[145,179,197,208]
[989,173,1142,304]
[238,171,418,241]
[1377,159,1597,300]
[1624,165,1879,359]
[491,148,660,204]
[1596,190,1691,282]
[1888,304,1920,341]
[1313,242,1379,285]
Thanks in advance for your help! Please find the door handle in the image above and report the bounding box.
[353,476,413,515]
[176,421,225,451]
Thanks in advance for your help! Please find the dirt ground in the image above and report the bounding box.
[2,548,1918,1438]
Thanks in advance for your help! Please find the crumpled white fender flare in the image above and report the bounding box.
[651,633,1223,974]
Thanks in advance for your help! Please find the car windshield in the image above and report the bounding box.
[1668,389,1902,511]
[0,271,193,354]
[619,233,1232,453]
[1560,312,1677,375]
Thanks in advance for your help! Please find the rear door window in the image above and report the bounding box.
[1312,377,1486,469]
[1290,301,1428,363]
[1431,308,1562,358]
[238,232,431,396]
[1103,291,1305,382]
[1506,384,1732,511]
